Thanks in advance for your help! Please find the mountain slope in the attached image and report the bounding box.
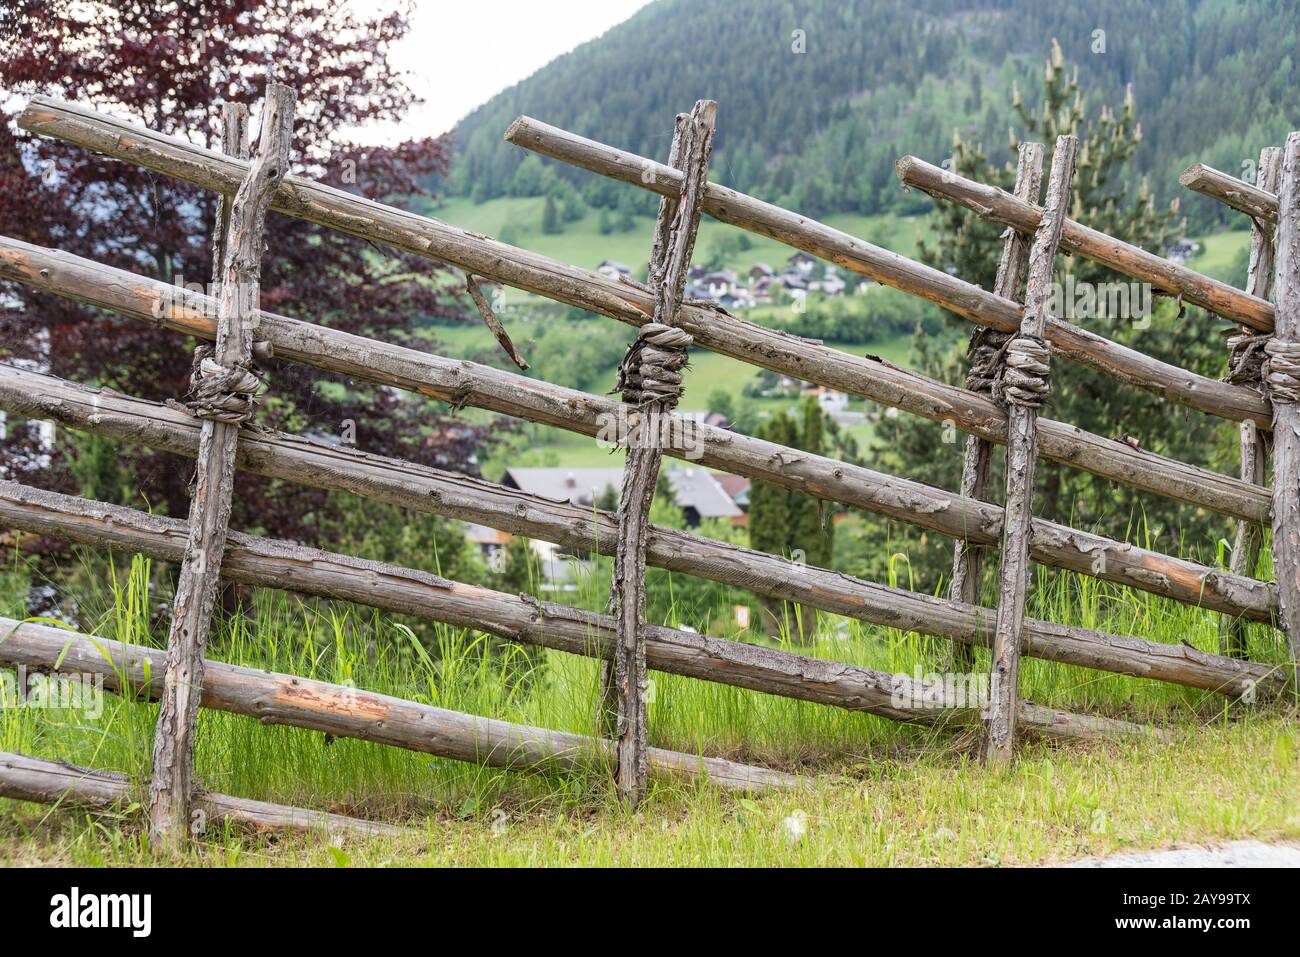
[445,0,1300,231]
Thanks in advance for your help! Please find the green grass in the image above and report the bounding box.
[422,194,928,277]
[427,311,911,475]
[0,540,1296,866]
[1188,229,1250,282]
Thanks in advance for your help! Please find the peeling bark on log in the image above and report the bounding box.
[1221,147,1281,659]
[1268,133,1300,671]
[896,154,1275,334]
[0,751,403,837]
[1180,163,1280,227]
[0,482,1165,740]
[210,104,249,284]
[501,115,1268,423]
[985,136,1077,765]
[949,143,1044,671]
[0,618,798,793]
[148,86,294,852]
[0,243,1277,616]
[603,102,714,805]
[465,273,528,370]
[0,392,1281,700]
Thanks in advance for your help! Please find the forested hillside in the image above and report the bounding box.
[444,0,1299,232]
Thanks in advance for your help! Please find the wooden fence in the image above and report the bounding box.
[0,81,1294,844]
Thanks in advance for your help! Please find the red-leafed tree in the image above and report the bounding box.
[0,1,487,577]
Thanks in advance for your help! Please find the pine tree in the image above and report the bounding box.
[541,194,561,235]
[877,41,1222,588]
[489,535,546,690]
[747,404,834,641]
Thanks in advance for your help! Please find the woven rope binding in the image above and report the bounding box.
[614,322,693,408]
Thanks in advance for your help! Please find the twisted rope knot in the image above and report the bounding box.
[1224,330,1271,388]
[614,322,693,408]
[964,327,1013,394]
[185,345,266,424]
[996,335,1052,408]
[1264,338,1300,404]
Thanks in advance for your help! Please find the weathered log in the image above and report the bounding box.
[465,272,528,370]
[1180,163,1280,227]
[1268,133,1300,669]
[0,617,798,792]
[985,137,1077,764]
[17,97,1271,451]
[0,241,1277,617]
[0,481,1162,740]
[949,143,1044,671]
[604,102,714,804]
[501,115,1269,424]
[896,154,1275,333]
[147,85,295,852]
[0,751,404,837]
[0,381,1281,699]
[209,103,249,286]
[1221,147,1281,659]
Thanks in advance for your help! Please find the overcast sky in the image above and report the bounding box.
[346,0,651,144]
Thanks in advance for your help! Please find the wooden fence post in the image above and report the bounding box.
[1267,131,1300,675]
[984,134,1078,764]
[1221,146,1281,658]
[211,103,250,282]
[948,142,1044,669]
[146,83,295,851]
[602,100,715,806]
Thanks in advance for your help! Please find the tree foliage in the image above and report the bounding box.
[0,1,484,571]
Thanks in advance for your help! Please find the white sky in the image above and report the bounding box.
[345,0,651,144]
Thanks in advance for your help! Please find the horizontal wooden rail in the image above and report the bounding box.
[0,358,1277,627]
[0,751,403,836]
[896,155,1275,333]
[0,378,1279,697]
[17,97,1269,435]
[0,481,1161,739]
[0,237,1276,605]
[1180,163,1279,226]
[502,115,1269,423]
[0,617,796,792]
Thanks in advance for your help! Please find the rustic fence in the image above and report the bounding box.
[0,81,1293,844]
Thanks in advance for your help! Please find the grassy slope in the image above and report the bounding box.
[420,195,924,473]
[1,204,1284,866]
[421,194,927,276]
[0,557,1295,866]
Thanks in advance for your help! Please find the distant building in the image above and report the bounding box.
[1164,238,1201,264]
[786,251,818,276]
[665,467,743,526]
[501,467,622,508]
[749,263,774,279]
[801,383,849,412]
[815,273,846,296]
[462,523,513,570]
[597,259,633,281]
[676,409,733,431]
[502,465,740,529]
[702,270,738,297]
[711,471,750,511]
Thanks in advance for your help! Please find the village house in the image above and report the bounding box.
[597,259,633,281]
[786,251,819,276]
